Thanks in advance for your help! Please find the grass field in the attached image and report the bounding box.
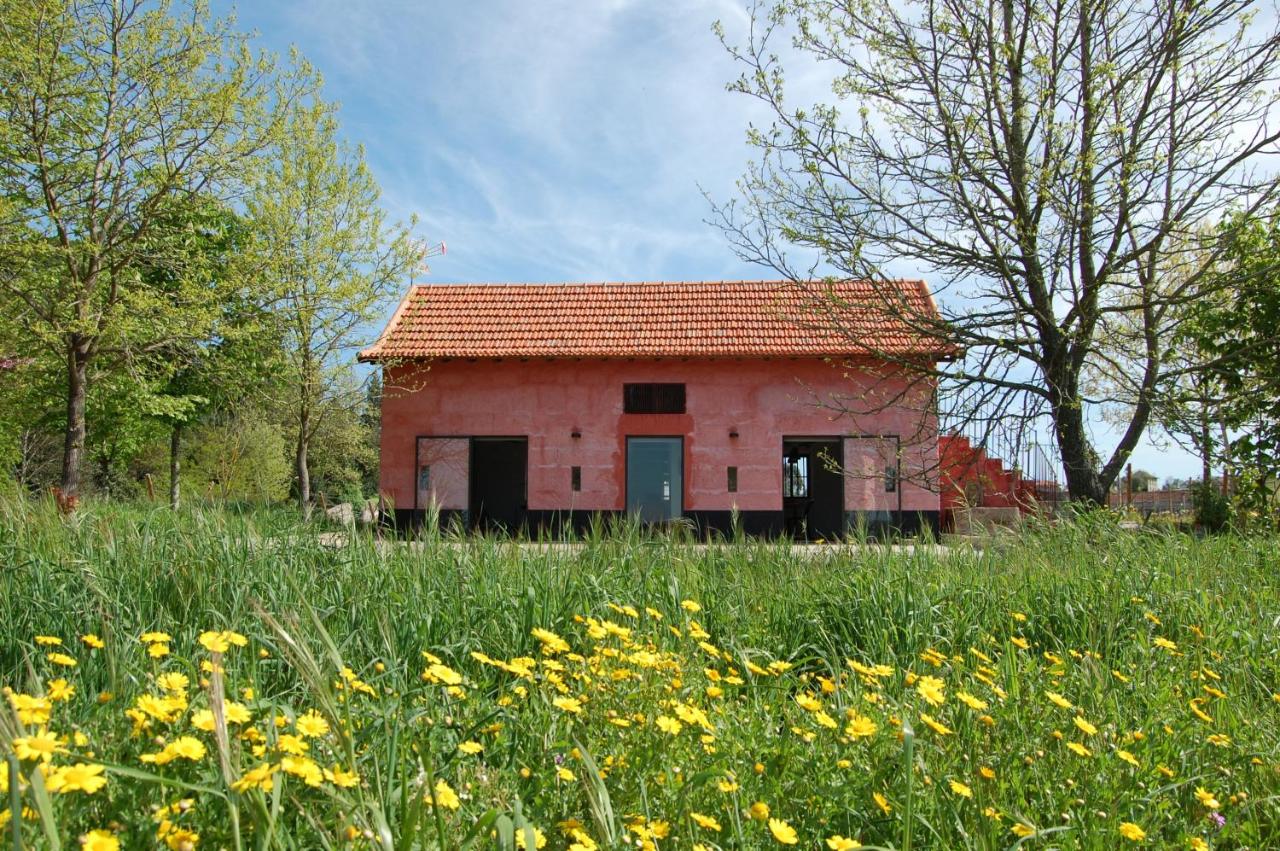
[1,498,1278,850]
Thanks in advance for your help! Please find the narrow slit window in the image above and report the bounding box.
[885,465,898,493]
[623,383,686,414]
[571,466,582,492]
[727,466,738,493]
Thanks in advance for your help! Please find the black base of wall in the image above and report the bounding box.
[390,508,941,541]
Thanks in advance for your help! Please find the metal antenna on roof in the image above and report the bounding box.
[410,239,447,283]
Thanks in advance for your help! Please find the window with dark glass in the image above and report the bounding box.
[783,454,809,498]
[623,383,685,414]
[571,466,582,492]
[727,466,738,493]
[885,465,898,493]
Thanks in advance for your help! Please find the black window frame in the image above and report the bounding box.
[623,383,686,414]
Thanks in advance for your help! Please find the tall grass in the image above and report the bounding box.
[1,496,1278,849]
[3,498,1274,692]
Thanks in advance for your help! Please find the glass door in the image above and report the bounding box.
[626,437,683,522]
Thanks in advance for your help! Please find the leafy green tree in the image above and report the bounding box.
[1187,211,1280,518]
[248,98,423,516]
[139,200,282,509]
[713,0,1280,504]
[0,0,315,499]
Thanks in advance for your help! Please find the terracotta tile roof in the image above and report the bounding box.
[359,279,950,361]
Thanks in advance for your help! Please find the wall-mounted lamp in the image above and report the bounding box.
[571,429,581,440]
[728,428,739,439]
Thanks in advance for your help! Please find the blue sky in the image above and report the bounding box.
[218,1,1203,481]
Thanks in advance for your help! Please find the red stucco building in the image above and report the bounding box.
[361,280,948,538]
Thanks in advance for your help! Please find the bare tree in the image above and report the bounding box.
[712,0,1280,503]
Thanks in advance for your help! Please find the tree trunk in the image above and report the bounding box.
[60,341,90,499]
[296,409,311,518]
[1052,394,1109,505]
[169,423,182,510]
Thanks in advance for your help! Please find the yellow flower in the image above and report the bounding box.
[148,643,170,659]
[691,812,722,831]
[276,734,308,756]
[553,696,583,715]
[139,632,171,644]
[1194,787,1221,810]
[47,652,76,667]
[1119,822,1147,842]
[457,740,484,755]
[325,765,360,788]
[656,716,682,735]
[13,730,60,763]
[1117,749,1140,767]
[79,829,119,851]
[199,631,230,653]
[1045,691,1073,709]
[845,714,878,738]
[749,801,771,821]
[1010,636,1029,650]
[979,766,996,780]
[35,635,62,646]
[873,793,891,814]
[916,676,946,706]
[295,711,330,738]
[45,762,107,794]
[80,634,104,649]
[1188,838,1209,851]
[428,779,460,810]
[949,780,973,798]
[826,837,861,850]
[956,691,988,712]
[531,628,571,654]
[918,713,953,735]
[681,600,702,613]
[156,673,189,693]
[1066,741,1092,757]
[556,766,574,781]
[1074,716,1098,736]
[1011,823,1035,837]
[141,736,207,765]
[514,826,546,849]
[231,762,277,792]
[768,818,798,845]
[47,679,75,702]
[9,693,52,725]
[1153,637,1177,652]
[281,755,324,786]
[718,778,739,792]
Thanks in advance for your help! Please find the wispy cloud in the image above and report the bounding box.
[224,0,776,281]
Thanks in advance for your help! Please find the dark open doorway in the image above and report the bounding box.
[782,439,843,540]
[470,438,527,533]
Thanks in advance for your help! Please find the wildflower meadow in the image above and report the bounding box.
[1,499,1278,849]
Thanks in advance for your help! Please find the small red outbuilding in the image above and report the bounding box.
[360,279,948,538]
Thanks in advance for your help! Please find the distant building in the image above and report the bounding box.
[361,280,950,538]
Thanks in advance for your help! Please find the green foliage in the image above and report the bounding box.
[0,0,317,495]
[180,410,291,504]
[1185,211,1280,520]
[1189,481,1231,534]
